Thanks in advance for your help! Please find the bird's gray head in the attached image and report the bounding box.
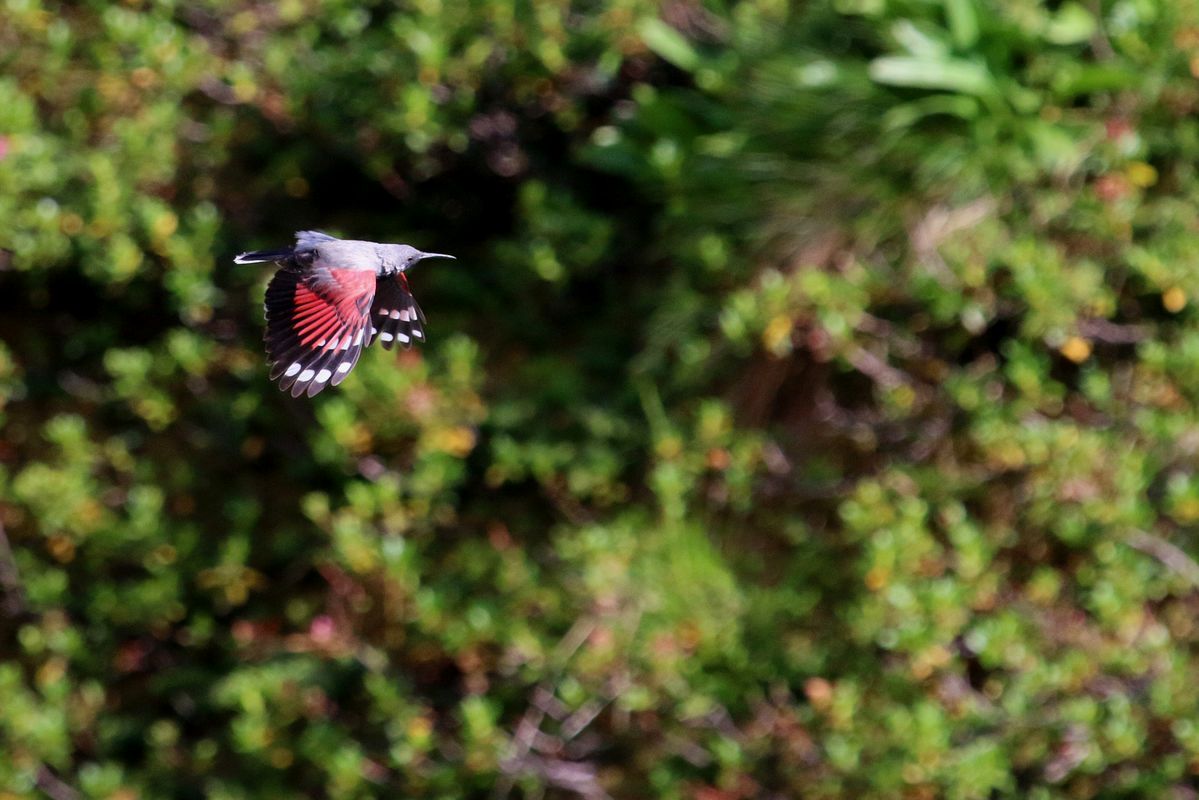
[380,244,456,273]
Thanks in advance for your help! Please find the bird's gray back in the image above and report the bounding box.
[295,230,338,250]
[304,236,384,273]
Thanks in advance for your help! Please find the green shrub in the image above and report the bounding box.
[4,1,1199,797]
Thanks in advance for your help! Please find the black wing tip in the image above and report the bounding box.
[268,338,365,398]
[272,360,336,398]
[369,278,428,350]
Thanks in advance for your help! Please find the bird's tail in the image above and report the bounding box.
[234,247,294,265]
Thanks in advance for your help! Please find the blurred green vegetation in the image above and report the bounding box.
[4,0,1199,797]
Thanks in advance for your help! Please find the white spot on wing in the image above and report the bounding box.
[397,332,410,343]
[390,309,401,319]
[412,328,423,339]
[285,362,302,377]
[337,362,352,373]
[315,369,332,384]
[298,369,315,382]
[354,330,363,346]
[379,332,394,341]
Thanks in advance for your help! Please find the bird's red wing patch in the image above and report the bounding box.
[264,267,376,397]
[368,273,427,350]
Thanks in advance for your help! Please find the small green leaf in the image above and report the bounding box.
[638,18,699,72]
[891,20,950,58]
[1052,64,1139,96]
[1045,2,1096,45]
[1027,120,1083,173]
[944,0,979,49]
[869,56,996,97]
[883,94,979,130]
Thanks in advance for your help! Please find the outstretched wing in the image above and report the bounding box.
[264,265,376,397]
[368,274,426,350]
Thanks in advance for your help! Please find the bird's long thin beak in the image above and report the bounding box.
[418,252,456,261]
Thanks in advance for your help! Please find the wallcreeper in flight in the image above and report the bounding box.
[235,231,454,397]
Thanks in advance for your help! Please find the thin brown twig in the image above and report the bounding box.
[500,754,611,800]
[1128,530,1199,589]
[908,197,997,285]
[35,766,82,800]
[549,618,596,668]
[1077,318,1148,345]
[846,346,911,390]
[0,517,28,617]
[1088,0,1117,61]
[561,673,629,741]
[496,618,597,799]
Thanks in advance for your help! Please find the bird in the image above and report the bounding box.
[235,230,454,397]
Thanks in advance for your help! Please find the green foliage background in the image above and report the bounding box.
[4,0,1199,797]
